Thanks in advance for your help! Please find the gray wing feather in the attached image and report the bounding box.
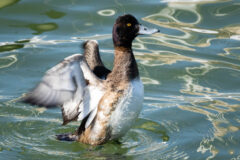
[23,54,85,107]
[23,54,104,127]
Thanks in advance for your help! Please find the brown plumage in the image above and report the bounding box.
[22,14,159,145]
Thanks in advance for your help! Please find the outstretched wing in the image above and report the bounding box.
[22,54,86,107]
[83,40,111,79]
[23,54,104,126]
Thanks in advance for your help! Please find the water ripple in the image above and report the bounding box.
[1,0,240,159]
[97,9,116,16]
[0,55,17,69]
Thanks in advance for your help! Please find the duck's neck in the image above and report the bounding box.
[109,46,139,82]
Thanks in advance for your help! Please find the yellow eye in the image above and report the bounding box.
[127,23,132,27]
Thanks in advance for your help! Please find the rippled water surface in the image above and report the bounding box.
[1,0,240,159]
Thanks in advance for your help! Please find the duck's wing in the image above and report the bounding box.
[22,54,104,126]
[83,40,111,79]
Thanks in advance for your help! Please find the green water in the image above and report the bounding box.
[0,0,240,159]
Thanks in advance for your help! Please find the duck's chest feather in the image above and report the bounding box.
[109,78,144,139]
[80,78,143,145]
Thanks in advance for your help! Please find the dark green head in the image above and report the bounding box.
[112,14,159,48]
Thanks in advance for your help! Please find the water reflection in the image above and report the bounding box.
[0,43,24,52]
[220,47,240,59]
[97,9,116,16]
[178,67,240,159]
[0,55,17,69]
[121,119,188,160]
[214,2,240,16]
[0,0,19,9]
[1,0,240,159]
[139,1,240,159]
[221,25,240,41]
[72,34,111,41]
[45,10,66,19]
[142,1,240,52]
[141,77,160,85]
[135,50,193,66]
[28,23,58,35]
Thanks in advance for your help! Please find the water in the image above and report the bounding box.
[0,0,240,159]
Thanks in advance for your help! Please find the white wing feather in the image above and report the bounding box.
[23,54,104,127]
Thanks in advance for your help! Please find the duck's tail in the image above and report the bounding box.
[56,133,79,141]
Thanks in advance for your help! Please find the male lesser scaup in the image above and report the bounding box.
[23,14,159,145]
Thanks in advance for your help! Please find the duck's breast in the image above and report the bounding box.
[109,78,144,139]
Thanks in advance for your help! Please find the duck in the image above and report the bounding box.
[22,14,159,145]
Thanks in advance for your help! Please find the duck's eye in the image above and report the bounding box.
[126,23,132,27]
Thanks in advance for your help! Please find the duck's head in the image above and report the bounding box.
[112,14,159,48]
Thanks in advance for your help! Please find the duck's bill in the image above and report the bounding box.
[138,24,160,35]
